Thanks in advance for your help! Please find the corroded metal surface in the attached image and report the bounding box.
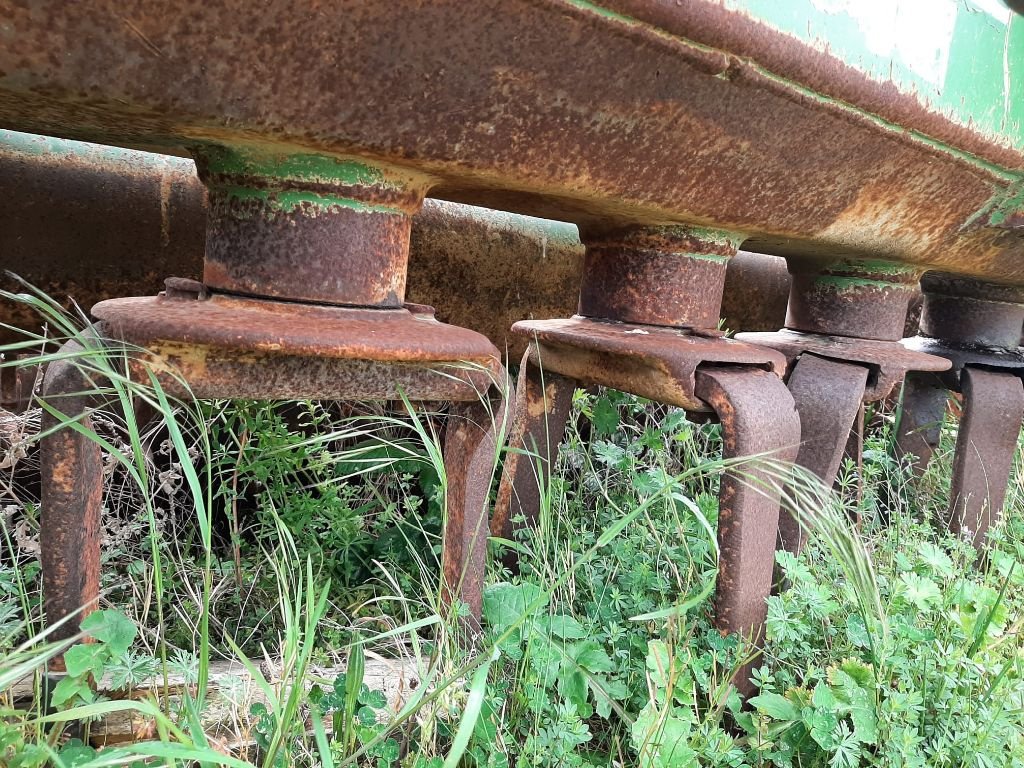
[918,273,1024,350]
[39,340,103,660]
[491,352,576,547]
[778,355,868,555]
[1,3,1024,281]
[785,259,922,342]
[0,130,203,343]
[737,329,950,402]
[0,130,587,356]
[948,368,1024,551]
[93,292,501,401]
[721,252,791,333]
[578,227,739,329]
[406,201,582,357]
[599,0,1024,169]
[894,372,949,478]
[515,316,787,411]
[442,391,507,637]
[196,147,430,307]
[693,366,800,697]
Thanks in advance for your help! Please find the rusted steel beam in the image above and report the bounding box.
[720,252,791,334]
[0,131,204,344]
[494,225,801,696]
[898,273,1024,550]
[1,3,1023,282]
[406,201,582,358]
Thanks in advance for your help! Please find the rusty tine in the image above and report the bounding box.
[894,372,949,479]
[899,273,1024,550]
[39,340,103,667]
[492,351,576,553]
[693,367,800,697]
[495,224,804,697]
[947,368,1024,550]
[777,354,868,555]
[442,386,509,639]
[737,258,952,557]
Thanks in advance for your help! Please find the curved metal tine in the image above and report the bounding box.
[441,378,510,640]
[839,401,866,506]
[694,366,800,698]
[894,371,949,479]
[948,367,1024,552]
[492,349,576,560]
[40,339,104,668]
[780,354,868,555]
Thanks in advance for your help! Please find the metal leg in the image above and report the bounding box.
[492,351,576,546]
[441,387,507,636]
[40,340,103,668]
[894,371,948,479]
[779,355,868,555]
[839,401,865,505]
[694,367,800,696]
[948,368,1024,551]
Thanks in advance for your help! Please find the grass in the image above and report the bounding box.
[0,285,1022,767]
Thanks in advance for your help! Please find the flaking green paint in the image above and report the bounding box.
[811,275,919,291]
[726,0,1023,154]
[220,186,405,216]
[199,145,391,187]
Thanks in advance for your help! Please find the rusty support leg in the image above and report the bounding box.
[894,372,948,479]
[694,366,800,696]
[492,351,576,547]
[441,386,507,637]
[839,402,865,504]
[947,368,1024,550]
[39,340,103,663]
[778,354,868,555]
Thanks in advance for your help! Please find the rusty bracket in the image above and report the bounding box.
[513,316,787,411]
[94,284,501,402]
[737,329,950,404]
[39,145,508,654]
[894,273,1024,550]
[494,315,799,695]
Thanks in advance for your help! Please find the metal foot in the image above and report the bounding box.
[694,366,800,697]
[948,368,1024,550]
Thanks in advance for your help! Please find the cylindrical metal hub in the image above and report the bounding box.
[785,258,921,341]
[919,272,1024,349]
[195,145,430,307]
[577,226,741,330]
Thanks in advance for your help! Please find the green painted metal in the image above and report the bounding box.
[728,0,1023,154]
[197,146,426,216]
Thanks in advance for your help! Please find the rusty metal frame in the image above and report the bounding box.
[1,2,1023,283]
